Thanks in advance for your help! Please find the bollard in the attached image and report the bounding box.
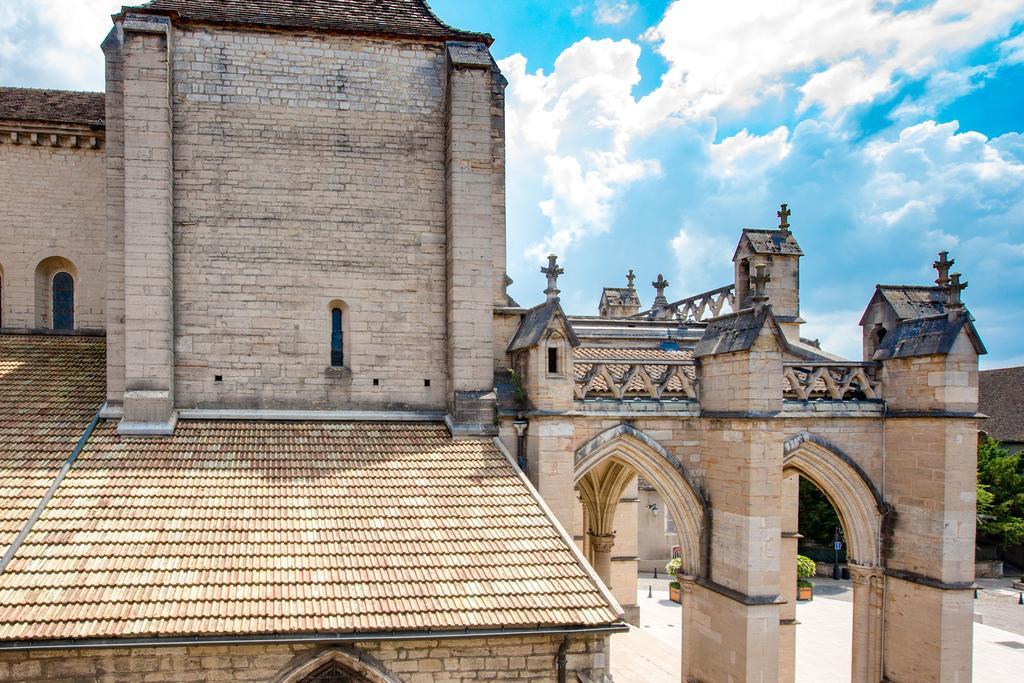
[654,568,658,579]
[648,585,653,599]
[1019,592,1023,605]
[974,587,978,599]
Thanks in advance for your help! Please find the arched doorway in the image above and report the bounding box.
[783,432,888,683]
[573,425,707,679]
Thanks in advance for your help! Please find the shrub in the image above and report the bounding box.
[669,581,681,590]
[798,578,814,589]
[665,557,683,576]
[796,554,817,579]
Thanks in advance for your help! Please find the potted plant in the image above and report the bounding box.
[666,557,683,603]
[797,554,816,601]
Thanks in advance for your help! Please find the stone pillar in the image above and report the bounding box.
[878,330,979,682]
[691,314,786,682]
[779,472,800,683]
[611,477,640,625]
[101,27,126,415]
[588,532,615,587]
[526,417,577,532]
[678,575,698,680]
[849,564,884,683]
[445,42,497,434]
[118,13,176,435]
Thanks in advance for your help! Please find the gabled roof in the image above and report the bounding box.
[693,306,789,357]
[859,285,947,325]
[733,228,803,259]
[0,421,621,642]
[873,313,986,360]
[0,87,105,128]
[0,335,105,560]
[980,367,1024,444]
[508,301,581,353]
[599,288,641,308]
[131,0,492,44]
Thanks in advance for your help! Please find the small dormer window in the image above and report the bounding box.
[548,346,559,374]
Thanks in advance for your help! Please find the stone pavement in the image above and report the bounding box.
[610,576,1024,682]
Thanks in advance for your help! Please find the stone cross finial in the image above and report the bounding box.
[627,269,636,290]
[946,272,967,310]
[541,254,564,302]
[777,203,792,236]
[933,251,954,287]
[752,263,771,304]
[651,274,670,306]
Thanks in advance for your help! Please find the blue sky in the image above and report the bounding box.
[2,1,1022,366]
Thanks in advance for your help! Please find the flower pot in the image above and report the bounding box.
[669,585,682,604]
[797,584,813,601]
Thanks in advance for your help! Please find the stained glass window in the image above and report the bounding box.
[52,272,74,331]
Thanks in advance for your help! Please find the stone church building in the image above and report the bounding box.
[0,1,985,682]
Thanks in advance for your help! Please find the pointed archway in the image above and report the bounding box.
[275,648,400,683]
[783,431,890,683]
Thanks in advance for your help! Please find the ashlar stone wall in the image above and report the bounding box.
[167,28,468,411]
[0,135,106,331]
[0,633,610,683]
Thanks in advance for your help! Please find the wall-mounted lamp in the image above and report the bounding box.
[648,503,659,513]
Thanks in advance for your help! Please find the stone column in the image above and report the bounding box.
[118,13,176,435]
[779,472,801,683]
[588,532,616,587]
[849,563,884,682]
[444,42,497,434]
[678,574,697,680]
[878,329,979,682]
[526,417,577,532]
[691,312,787,682]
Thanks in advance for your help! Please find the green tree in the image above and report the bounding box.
[977,438,1024,549]
[798,477,841,548]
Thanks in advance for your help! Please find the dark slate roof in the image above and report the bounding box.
[133,0,492,44]
[0,87,105,128]
[873,313,986,360]
[859,285,947,324]
[735,229,803,257]
[693,306,789,357]
[600,288,641,307]
[980,367,1024,444]
[507,301,581,353]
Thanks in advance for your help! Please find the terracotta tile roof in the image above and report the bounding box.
[0,421,620,641]
[574,347,694,362]
[133,0,491,44]
[0,87,105,128]
[980,367,1024,444]
[0,335,105,559]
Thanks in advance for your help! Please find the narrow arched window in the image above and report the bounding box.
[331,307,344,367]
[52,272,74,331]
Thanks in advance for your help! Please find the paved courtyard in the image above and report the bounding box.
[610,575,1024,682]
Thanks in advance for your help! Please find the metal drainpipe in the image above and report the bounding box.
[557,634,573,683]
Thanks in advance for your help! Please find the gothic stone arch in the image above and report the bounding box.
[783,431,889,682]
[782,431,887,567]
[274,647,400,683]
[575,424,707,577]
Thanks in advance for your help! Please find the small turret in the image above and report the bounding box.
[598,270,642,318]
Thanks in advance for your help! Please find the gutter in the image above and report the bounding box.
[0,410,101,573]
[0,625,628,653]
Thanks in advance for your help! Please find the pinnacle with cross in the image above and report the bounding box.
[541,254,564,302]
[777,203,792,236]
[946,272,968,310]
[626,269,636,290]
[752,263,771,305]
[933,251,954,287]
[651,274,670,306]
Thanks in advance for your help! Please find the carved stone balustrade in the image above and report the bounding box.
[633,284,736,322]
[783,362,883,401]
[574,359,698,400]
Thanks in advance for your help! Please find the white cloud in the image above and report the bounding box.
[709,127,791,177]
[670,225,734,294]
[1000,31,1024,64]
[594,1,638,26]
[800,309,865,360]
[0,0,122,90]
[646,0,1024,118]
